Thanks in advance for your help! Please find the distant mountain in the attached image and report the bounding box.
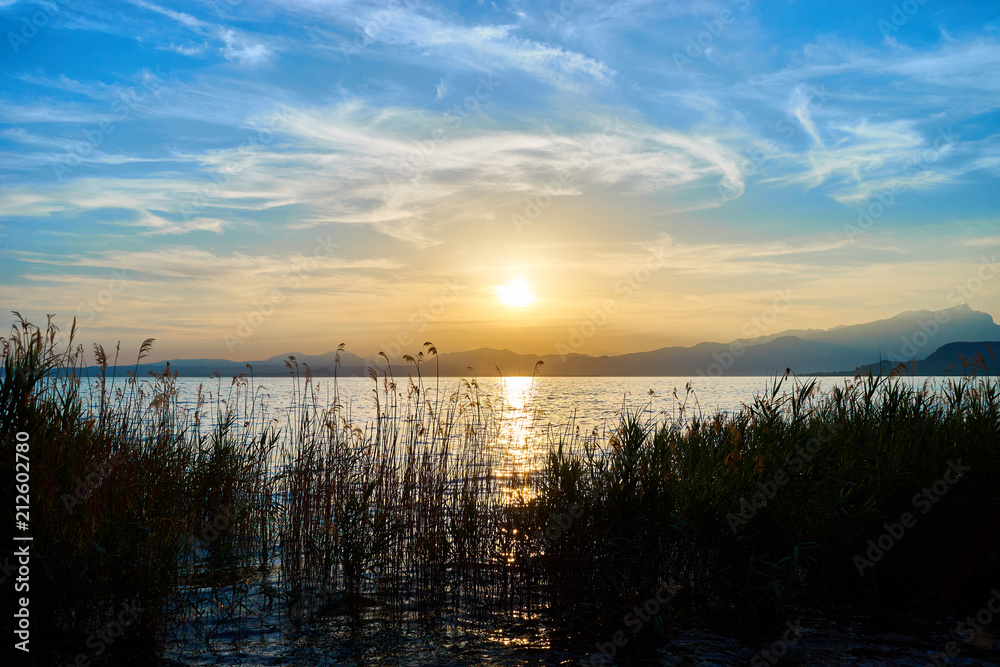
[109,305,1000,378]
[846,341,999,377]
[129,350,371,378]
[262,350,369,373]
[745,304,1000,361]
[382,305,1000,377]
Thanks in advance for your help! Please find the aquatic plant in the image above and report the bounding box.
[3,316,998,663]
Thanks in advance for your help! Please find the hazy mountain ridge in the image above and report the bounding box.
[132,305,999,377]
[844,341,999,377]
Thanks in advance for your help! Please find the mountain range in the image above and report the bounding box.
[124,304,1000,378]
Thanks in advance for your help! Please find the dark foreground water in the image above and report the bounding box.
[159,601,1000,666]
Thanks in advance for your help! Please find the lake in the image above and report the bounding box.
[168,373,948,436]
[160,373,950,478]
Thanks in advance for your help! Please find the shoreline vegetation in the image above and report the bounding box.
[3,316,1000,664]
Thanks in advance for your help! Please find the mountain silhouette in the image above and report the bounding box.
[122,305,1000,377]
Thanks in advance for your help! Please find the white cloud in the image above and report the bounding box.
[258,103,744,243]
[389,20,614,90]
[0,94,747,247]
[964,236,1000,247]
[220,29,274,66]
[272,0,612,90]
[159,43,207,56]
[709,39,1000,211]
[762,116,966,206]
[136,212,229,235]
[789,86,823,147]
[0,103,110,124]
[126,0,207,31]
[591,234,852,279]
[12,246,401,285]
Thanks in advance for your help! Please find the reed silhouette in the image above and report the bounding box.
[3,316,998,663]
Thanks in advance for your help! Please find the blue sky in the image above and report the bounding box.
[1,0,998,361]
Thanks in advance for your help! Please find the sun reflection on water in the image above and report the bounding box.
[492,376,547,501]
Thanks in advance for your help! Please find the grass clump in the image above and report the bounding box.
[1,316,276,661]
[519,370,1000,634]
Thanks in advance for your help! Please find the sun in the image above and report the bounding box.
[496,278,537,307]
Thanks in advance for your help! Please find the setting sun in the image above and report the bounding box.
[496,278,537,308]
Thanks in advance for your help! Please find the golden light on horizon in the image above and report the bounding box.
[495,278,537,307]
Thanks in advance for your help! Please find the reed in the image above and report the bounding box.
[518,368,1000,632]
[3,317,998,662]
[1,316,278,660]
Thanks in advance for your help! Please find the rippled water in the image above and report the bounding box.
[165,607,1000,666]
[150,374,999,666]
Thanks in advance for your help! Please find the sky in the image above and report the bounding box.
[1,0,998,362]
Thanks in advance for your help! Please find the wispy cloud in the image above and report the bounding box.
[126,0,208,31]
[262,104,745,241]
[159,42,207,56]
[274,0,613,90]
[219,28,274,66]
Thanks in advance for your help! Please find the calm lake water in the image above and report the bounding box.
[170,374,956,422]
[174,374,812,425]
[164,375,850,481]
[167,373,949,459]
